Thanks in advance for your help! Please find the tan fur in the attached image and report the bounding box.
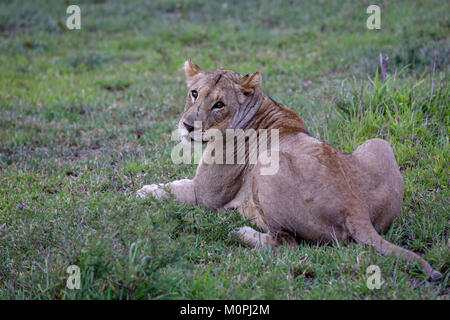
[137,61,442,281]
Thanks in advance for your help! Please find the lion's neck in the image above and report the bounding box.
[243,91,309,136]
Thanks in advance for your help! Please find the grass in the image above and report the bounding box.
[0,0,448,299]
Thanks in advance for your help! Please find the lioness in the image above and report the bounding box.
[137,60,442,281]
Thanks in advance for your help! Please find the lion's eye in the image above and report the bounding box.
[212,101,224,110]
[191,90,198,99]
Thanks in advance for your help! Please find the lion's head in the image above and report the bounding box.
[178,60,263,141]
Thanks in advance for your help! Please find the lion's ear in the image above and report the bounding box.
[240,71,262,95]
[184,59,202,86]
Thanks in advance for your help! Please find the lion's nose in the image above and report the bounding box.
[183,122,194,132]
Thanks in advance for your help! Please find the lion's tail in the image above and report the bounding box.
[345,213,442,281]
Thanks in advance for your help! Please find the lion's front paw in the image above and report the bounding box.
[136,184,168,199]
[233,226,258,246]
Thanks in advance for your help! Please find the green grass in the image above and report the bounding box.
[0,0,448,299]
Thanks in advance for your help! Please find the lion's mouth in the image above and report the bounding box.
[189,130,211,143]
[177,130,210,143]
[177,122,212,143]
